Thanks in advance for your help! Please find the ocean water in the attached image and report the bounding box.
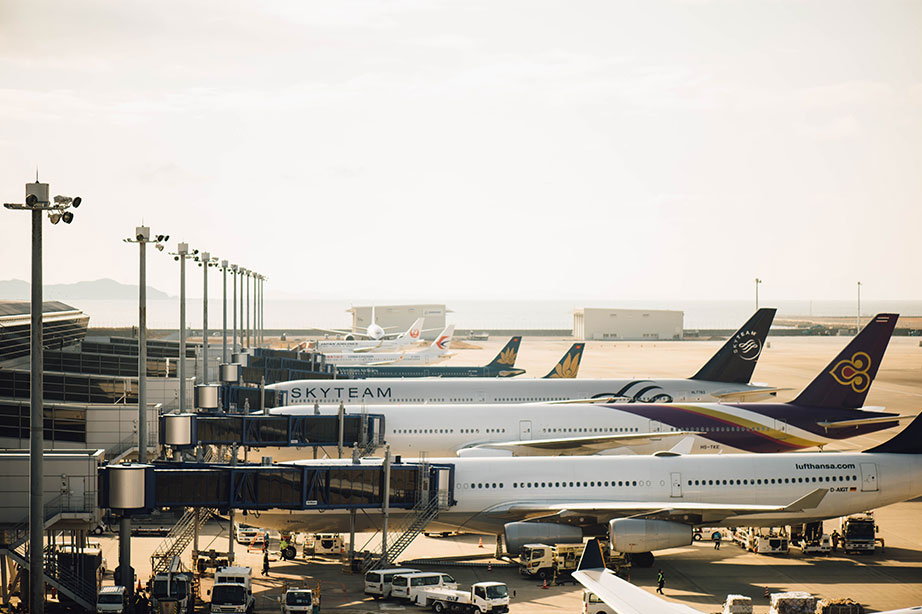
[72,298,922,331]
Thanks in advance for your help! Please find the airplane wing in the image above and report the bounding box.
[460,431,704,456]
[573,539,705,614]
[365,359,401,366]
[351,342,385,353]
[817,415,909,429]
[486,489,827,526]
[711,387,790,401]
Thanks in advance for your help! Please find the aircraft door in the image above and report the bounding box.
[670,472,682,498]
[519,420,533,440]
[860,463,879,492]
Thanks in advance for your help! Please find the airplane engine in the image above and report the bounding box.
[609,518,692,553]
[344,334,356,341]
[503,522,583,555]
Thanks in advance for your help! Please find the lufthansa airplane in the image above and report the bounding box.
[250,411,922,569]
[268,309,779,405]
[268,313,901,459]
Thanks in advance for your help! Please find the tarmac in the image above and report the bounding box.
[95,335,922,613]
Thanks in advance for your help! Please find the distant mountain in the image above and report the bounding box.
[0,278,172,300]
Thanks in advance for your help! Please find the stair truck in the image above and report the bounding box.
[150,558,193,614]
[840,514,879,554]
[209,566,255,614]
[518,543,583,583]
[414,581,509,613]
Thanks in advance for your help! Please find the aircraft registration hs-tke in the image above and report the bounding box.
[268,313,901,458]
[268,309,778,405]
[250,410,922,569]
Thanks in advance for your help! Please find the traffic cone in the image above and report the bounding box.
[541,578,549,589]
[478,537,484,548]
[137,580,142,593]
[487,562,492,572]
[764,586,770,599]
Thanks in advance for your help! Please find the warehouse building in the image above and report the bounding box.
[573,308,684,341]
[348,304,448,340]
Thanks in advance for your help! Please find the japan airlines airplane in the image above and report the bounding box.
[267,309,779,405]
[251,413,922,570]
[321,325,455,366]
[313,318,425,354]
[267,313,901,459]
[573,539,922,614]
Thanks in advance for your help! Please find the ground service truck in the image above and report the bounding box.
[210,567,255,614]
[518,543,583,582]
[840,514,878,554]
[414,581,509,613]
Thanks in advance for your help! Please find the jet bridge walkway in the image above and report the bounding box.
[98,460,455,514]
[159,411,386,450]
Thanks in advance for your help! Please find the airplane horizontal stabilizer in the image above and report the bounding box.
[865,412,922,454]
[817,415,907,429]
[711,387,789,401]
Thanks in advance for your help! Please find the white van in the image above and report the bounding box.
[582,589,610,614]
[363,568,420,599]
[96,586,128,614]
[391,572,458,602]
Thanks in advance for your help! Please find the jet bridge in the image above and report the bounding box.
[158,412,386,449]
[98,460,455,514]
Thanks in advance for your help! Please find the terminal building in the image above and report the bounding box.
[348,304,448,340]
[573,307,684,341]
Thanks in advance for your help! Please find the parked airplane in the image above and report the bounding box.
[252,412,922,571]
[333,341,584,379]
[269,313,901,459]
[315,306,398,341]
[314,318,425,354]
[320,325,455,366]
[573,539,922,614]
[267,309,779,405]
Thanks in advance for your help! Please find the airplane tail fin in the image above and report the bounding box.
[791,313,898,409]
[865,412,922,454]
[399,317,425,341]
[430,325,455,352]
[544,343,585,378]
[486,336,522,369]
[691,308,776,383]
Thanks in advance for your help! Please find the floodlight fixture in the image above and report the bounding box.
[49,212,61,224]
[62,211,73,224]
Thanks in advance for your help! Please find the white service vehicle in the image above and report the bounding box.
[96,586,128,614]
[390,572,458,602]
[303,533,343,556]
[279,588,314,614]
[235,524,260,545]
[363,568,421,600]
[582,590,610,614]
[210,567,255,614]
[414,581,509,613]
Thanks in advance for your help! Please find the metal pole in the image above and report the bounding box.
[202,252,209,385]
[228,443,237,564]
[232,266,238,355]
[139,236,148,463]
[755,278,761,310]
[382,446,391,565]
[222,262,228,364]
[245,271,250,349]
[119,517,132,597]
[179,249,187,412]
[857,281,861,334]
[239,270,245,350]
[30,205,44,614]
[338,401,344,459]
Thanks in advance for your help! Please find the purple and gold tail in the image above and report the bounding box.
[791,313,898,409]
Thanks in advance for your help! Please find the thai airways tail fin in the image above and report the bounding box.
[791,313,898,409]
[544,343,585,378]
[486,336,522,369]
[866,412,922,454]
[430,325,455,352]
[691,308,776,383]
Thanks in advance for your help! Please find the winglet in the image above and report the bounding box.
[781,488,827,513]
[691,308,776,383]
[544,343,585,378]
[791,313,898,409]
[577,538,607,571]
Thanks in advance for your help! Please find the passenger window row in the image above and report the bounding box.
[543,427,638,433]
[688,474,859,486]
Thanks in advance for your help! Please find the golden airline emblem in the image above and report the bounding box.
[551,352,581,378]
[829,351,872,393]
[496,347,517,366]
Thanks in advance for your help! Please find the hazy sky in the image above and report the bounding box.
[1,0,920,302]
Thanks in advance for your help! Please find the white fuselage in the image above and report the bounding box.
[315,335,419,354]
[263,402,845,462]
[320,348,448,366]
[267,377,774,406]
[249,451,922,536]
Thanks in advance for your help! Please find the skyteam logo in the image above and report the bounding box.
[731,329,763,361]
[436,335,450,350]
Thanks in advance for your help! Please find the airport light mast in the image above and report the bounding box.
[755,278,762,309]
[171,243,196,411]
[221,260,229,363]
[123,227,168,463]
[195,251,217,384]
[857,281,862,335]
[4,179,82,614]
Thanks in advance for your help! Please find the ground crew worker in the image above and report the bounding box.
[657,569,665,594]
[280,536,289,559]
[831,530,840,551]
[714,532,722,550]
[262,550,270,576]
